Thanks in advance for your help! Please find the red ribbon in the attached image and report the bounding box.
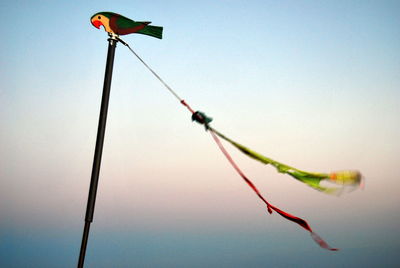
[210,130,338,251]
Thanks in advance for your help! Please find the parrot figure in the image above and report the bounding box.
[90,12,163,39]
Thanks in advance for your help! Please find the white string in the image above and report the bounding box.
[117,37,183,102]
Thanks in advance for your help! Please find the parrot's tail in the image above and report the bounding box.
[140,25,163,39]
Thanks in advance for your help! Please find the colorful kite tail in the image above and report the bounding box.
[209,130,338,251]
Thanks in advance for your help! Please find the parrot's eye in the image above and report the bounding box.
[98,16,101,19]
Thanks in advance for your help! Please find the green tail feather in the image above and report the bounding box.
[138,25,163,39]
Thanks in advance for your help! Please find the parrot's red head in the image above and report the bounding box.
[90,12,113,33]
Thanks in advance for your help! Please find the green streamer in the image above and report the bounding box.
[211,128,362,195]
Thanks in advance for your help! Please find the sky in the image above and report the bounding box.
[0,0,399,267]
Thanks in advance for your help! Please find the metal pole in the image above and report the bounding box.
[78,34,118,268]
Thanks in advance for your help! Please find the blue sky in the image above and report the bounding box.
[1,0,399,267]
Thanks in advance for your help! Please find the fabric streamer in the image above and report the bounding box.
[210,129,338,251]
[190,109,339,250]
[115,36,363,251]
[210,128,362,195]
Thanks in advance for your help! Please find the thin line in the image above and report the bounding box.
[118,38,183,102]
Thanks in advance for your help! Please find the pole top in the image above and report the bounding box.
[107,32,119,43]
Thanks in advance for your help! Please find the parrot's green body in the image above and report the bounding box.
[91,12,163,39]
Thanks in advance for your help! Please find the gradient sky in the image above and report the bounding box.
[1,0,399,267]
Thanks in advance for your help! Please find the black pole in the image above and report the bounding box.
[78,35,118,268]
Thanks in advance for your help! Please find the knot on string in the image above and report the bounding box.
[267,205,273,214]
[191,111,213,130]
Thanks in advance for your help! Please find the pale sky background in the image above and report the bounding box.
[1,0,399,267]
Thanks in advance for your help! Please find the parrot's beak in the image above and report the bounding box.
[91,19,103,29]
